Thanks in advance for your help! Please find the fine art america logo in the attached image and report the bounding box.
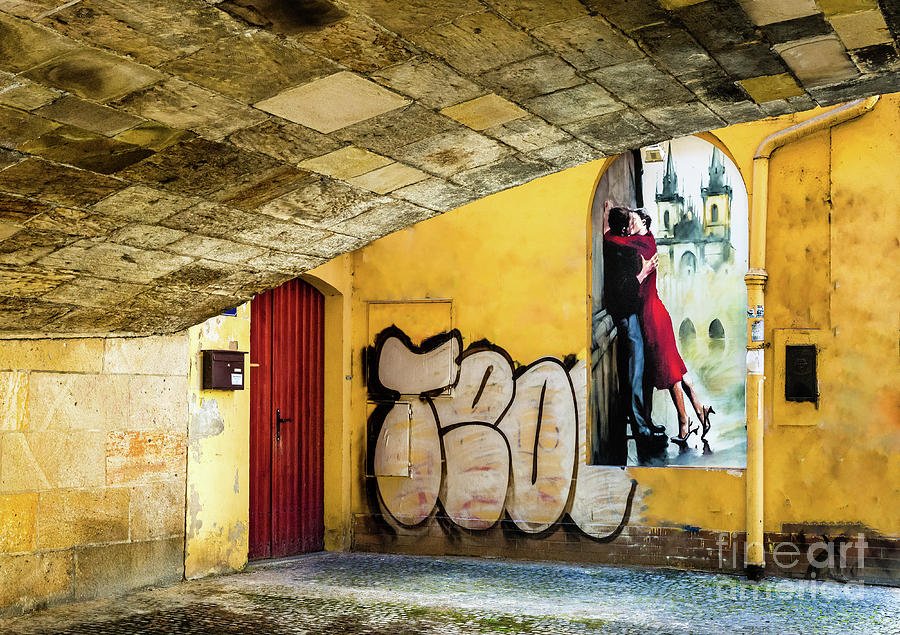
[717,533,869,583]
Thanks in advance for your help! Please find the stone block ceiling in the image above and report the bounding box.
[0,0,897,334]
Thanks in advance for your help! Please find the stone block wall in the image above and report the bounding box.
[0,335,189,616]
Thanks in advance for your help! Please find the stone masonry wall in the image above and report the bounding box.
[0,335,189,616]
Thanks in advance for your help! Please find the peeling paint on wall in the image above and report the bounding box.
[187,484,203,539]
[190,396,225,440]
[185,304,250,579]
[228,521,247,545]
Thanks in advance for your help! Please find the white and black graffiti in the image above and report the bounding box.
[366,327,639,540]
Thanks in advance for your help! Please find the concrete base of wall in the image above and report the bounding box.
[74,538,184,600]
[0,538,184,617]
[351,514,899,588]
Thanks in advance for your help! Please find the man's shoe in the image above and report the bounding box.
[632,426,667,444]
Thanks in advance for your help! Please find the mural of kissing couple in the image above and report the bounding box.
[591,138,748,467]
[603,201,714,463]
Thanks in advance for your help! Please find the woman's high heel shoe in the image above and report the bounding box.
[700,406,715,440]
[671,422,698,449]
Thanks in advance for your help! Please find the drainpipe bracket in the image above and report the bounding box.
[744,269,768,285]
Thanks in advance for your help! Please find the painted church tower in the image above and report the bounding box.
[701,146,732,241]
[654,143,735,276]
[654,144,683,238]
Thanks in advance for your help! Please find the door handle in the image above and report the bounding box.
[275,408,292,442]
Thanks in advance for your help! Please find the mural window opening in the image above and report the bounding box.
[589,137,748,468]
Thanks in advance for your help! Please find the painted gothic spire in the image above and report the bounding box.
[706,147,730,196]
[661,142,677,198]
[656,142,682,203]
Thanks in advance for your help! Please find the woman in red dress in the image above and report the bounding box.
[605,206,714,446]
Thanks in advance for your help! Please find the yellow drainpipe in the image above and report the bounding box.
[744,95,879,580]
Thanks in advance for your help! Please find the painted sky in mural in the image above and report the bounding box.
[591,137,748,468]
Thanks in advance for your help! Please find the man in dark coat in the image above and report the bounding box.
[604,206,667,464]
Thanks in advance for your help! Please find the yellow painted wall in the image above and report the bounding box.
[347,158,747,532]
[347,166,596,524]
[715,93,900,534]
[345,92,900,539]
[184,307,250,578]
[350,181,589,364]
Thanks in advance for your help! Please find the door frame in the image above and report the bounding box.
[248,274,352,559]
[299,273,352,552]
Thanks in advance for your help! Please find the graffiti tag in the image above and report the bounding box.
[366,328,638,540]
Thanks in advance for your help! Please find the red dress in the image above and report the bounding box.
[605,231,688,389]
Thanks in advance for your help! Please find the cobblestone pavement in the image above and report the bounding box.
[2,553,898,634]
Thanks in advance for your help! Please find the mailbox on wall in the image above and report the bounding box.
[202,350,247,390]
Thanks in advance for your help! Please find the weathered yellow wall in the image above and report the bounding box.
[184,306,250,579]
[346,92,900,539]
[714,94,900,534]
[0,335,188,615]
[352,171,589,365]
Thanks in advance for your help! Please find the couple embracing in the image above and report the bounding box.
[603,202,714,464]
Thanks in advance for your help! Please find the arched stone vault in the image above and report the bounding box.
[0,0,897,334]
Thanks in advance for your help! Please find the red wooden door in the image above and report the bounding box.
[249,278,324,560]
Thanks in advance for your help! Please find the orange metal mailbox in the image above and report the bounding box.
[202,349,247,390]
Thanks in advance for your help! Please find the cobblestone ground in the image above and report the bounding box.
[2,553,898,635]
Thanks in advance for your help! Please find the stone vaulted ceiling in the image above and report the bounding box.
[0,0,898,334]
